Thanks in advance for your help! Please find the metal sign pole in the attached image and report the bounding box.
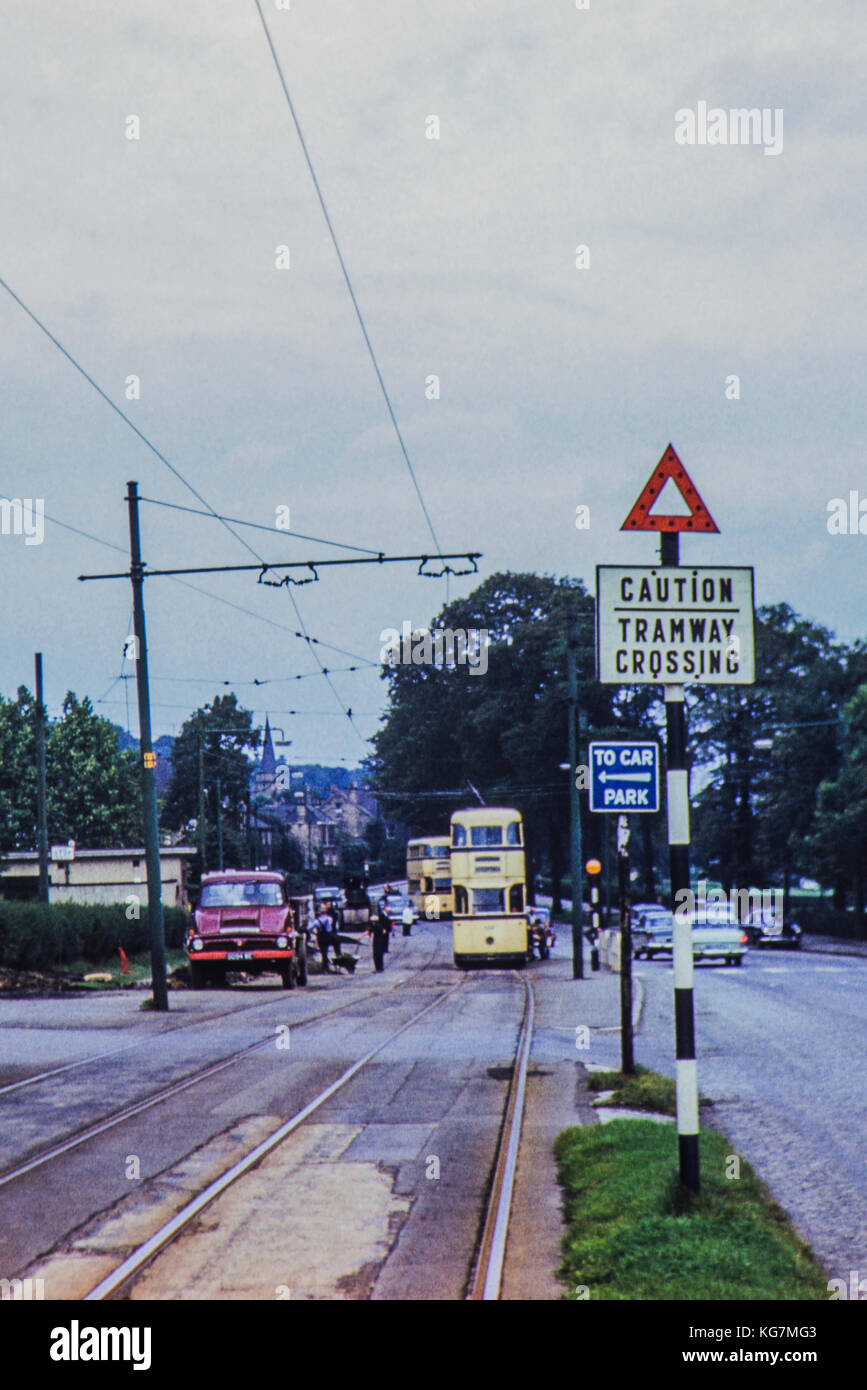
[661,529,699,1193]
[617,814,634,1074]
[567,615,584,979]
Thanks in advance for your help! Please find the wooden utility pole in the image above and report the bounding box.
[126,481,168,1012]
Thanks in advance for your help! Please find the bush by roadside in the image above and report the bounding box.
[0,899,191,971]
[790,899,865,941]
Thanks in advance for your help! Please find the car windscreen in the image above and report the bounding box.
[691,909,740,927]
[200,882,284,907]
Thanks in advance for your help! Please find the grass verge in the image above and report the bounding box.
[555,1117,827,1300]
[586,1065,679,1115]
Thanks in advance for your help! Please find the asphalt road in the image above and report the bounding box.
[0,922,526,1297]
[1,921,863,1298]
[627,947,867,1284]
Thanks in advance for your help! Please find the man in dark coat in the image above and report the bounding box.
[370,898,392,972]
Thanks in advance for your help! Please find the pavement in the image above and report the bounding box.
[801,933,867,957]
[501,947,640,1300]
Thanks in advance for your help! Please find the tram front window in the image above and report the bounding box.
[509,884,524,912]
[453,825,467,847]
[473,888,505,913]
[471,826,503,846]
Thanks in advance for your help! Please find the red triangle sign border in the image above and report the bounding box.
[620,445,719,533]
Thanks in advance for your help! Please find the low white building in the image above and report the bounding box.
[1,847,197,908]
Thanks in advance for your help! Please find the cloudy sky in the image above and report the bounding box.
[1,1,864,765]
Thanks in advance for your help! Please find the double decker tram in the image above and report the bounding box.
[450,807,528,968]
[406,835,452,919]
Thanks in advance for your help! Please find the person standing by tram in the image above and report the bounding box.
[369,897,393,972]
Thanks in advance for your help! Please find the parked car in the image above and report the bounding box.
[687,904,749,964]
[314,884,343,911]
[634,903,748,965]
[746,906,802,949]
[526,905,556,959]
[379,893,416,929]
[632,906,676,960]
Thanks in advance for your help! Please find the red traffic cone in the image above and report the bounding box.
[119,946,131,975]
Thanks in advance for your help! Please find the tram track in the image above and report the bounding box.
[82,978,465,1300]
[6,936,536,1302]
[0,928,444,1190]
[468,974,535,1301]
[0,881,412,1101]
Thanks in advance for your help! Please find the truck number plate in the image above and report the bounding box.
[227,952,254,961]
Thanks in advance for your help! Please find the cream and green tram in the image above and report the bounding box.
[406,836,453,918]
[450,807,528,968]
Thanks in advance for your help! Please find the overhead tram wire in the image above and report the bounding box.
[251,0,446,564]
[0,278,367,733]
[138,497,383,557]
[96,699,381,718]
[10,496,379,667]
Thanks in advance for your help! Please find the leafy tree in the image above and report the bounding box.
[366,572,619,903]
[807,684,867,937]
[47,694,143,846]
[688,604,856,897]
[0,689,142,852]
[162,695,260,871]
[0,688,38,852]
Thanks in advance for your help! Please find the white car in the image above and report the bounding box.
[634,904,748,965]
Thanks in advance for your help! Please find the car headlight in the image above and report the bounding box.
[191,937,204,952]
[276,935,289,949]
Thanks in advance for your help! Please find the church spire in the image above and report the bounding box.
[260,717,277,778]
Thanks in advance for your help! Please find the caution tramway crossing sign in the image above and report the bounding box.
[595,564,755,685]
[589,742,660,813]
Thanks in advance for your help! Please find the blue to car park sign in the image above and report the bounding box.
[589,741,659,813]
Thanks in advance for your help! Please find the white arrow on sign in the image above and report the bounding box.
[599,771,653,783]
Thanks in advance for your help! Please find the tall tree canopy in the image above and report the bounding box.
[162,694,260,870]
[367,572,624,898]
[0,689,142,851]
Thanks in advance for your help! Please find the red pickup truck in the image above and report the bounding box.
[186,870,307,989]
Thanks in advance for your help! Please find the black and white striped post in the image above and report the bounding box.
[661,529,700,1193]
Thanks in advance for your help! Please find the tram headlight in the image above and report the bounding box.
[191,937,204,952]
[485,935,495,946]
[276,935,289,949]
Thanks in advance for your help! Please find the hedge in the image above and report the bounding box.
[0,900,191,971]
[789,899,866,941]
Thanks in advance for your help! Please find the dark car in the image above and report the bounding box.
[746,907,802,949]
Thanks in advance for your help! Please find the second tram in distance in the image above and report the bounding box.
[406,835,453,918]
[450,806,529,968]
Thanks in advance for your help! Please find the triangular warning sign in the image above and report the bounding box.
[621,445,719,533]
